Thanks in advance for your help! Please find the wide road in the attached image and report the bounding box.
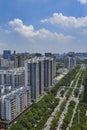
[42,75,74,130]
[43,65,84,130]
[57,65,84,130]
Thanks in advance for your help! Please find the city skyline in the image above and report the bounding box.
[0,0,87,53]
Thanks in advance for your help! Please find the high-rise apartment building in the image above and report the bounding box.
[0,67,25,88]
[14,54,25,68]
[53,56,56,77]
[44,57,53,90]
[14,54,30,68]
[64,55,76,70]
[39,59,44,95]
[25,56,54,100]
[0,86,31,121]
[5,94,17,121]
[25,58,41,100]
[45,53,56,77]
[3,50,11,59]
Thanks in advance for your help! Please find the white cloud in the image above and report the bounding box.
[0,18,87,53]
[7,18,77,53]
[78,0,87,4]
[41,13,87,29]
[9,18,74,41]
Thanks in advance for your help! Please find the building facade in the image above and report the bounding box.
[64,55,76,70]
[3,50,11,59]
[0,86,31,121]
[0,67,25,88]
[44,57,53,90]
[14,54,30,68]
[25,56,54,100]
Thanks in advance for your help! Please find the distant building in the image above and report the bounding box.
[14,54,25,68]
[0,58,14,68]
[45,53,56,77]
[64,55,76,70]
[45,53,52,57]
[33,53,42,57]
[3,50,11,59]
[14,54,30,68]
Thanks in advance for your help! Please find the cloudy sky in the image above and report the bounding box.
[0,0,87,53]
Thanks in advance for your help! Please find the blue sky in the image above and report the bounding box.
[0,0,87,53]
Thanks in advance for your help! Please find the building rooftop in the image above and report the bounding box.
[0,67,24,75]
[25,56,53,64]
[0,86,30,100]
